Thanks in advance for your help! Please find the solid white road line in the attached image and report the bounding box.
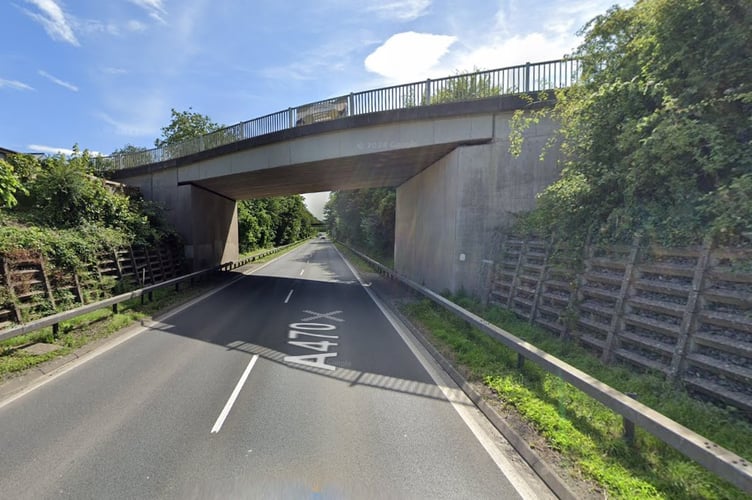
[211,354,259,433]
[333,246,549,500]
[284,289,294,304]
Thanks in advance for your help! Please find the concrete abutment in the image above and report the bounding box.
[394,113,561,298]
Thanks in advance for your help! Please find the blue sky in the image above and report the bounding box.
[1,0,626,217]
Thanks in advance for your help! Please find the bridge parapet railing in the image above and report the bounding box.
[106,58,581,170]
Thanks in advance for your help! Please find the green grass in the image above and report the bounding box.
[1,242,305,379]
[401,297,752,499]
[248,238,310,263]
[335,243,380,274]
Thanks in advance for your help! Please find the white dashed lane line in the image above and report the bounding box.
[210,354,259,434]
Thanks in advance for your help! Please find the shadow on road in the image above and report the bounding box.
[146,265,471,407]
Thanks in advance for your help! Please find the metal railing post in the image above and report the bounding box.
[424,79,432,105]
[347,93,354,117]
[525,62,531,92]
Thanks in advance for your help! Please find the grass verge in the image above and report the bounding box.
[403,298,752,499]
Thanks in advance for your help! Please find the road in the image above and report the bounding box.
[0,240,555,499]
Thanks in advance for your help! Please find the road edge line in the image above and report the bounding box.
[333,245,558,500]
[0,249,296,409]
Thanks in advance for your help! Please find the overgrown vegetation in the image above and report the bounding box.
[402,296,752,499]
[324,188,396,261]
[1,147,176,269]
[512,0,752,247]
[431,69,500,104]
[238,196,316,253]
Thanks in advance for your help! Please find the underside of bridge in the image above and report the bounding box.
[114,97,561,297]
[183,142,479,199]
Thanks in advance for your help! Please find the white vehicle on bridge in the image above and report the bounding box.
[295,97,348,126]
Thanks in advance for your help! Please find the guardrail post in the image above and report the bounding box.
[480,259,494,307]
[112,303,118,314]
[288,107,294,128]
[347,93,354,116]
[424,79,432,105]
[517,353,525,370]
[623,392,638,444]
[52,322,59,338]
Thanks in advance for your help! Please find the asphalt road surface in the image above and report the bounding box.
[0,240,555,499]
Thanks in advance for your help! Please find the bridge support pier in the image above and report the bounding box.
[180,185,239,270]
[124,171,239,270]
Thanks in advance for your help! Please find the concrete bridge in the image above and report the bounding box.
[111,60,578,296]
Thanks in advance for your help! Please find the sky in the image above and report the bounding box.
[1,0,627,218]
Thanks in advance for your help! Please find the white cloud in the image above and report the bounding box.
[0,78,34,91]
[364,32,457,82]
[102,67,128,75]
[433,1,625,75]
[129,0,167,24]
[38,70,79,92]
[75,18,120,37]
[23,0,79,46]
[28,144,102,156]
[126,19,147,32]
[449,32,573,72]
[366,0,431,21]
[27,144,74,155]
[95,109,162,139]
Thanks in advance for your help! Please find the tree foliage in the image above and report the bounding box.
[516,0,752,245]
[2,147,172,246]
[431,69,500,104]
[324,188,396,257]
[0,158,27,208]
[237,196,316,253]
[154,108,222,148]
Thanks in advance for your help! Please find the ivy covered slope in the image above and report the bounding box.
[0,147,176,275]
[517,0,752,246]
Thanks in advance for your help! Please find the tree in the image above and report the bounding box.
[325,188,395,258]
[237,196,316,253]
[111,144,148,156]
[431,69,500,104]
[154,108,222,148]
[515,0,752,245]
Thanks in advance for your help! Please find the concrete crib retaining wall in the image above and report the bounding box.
[491,236,752,414]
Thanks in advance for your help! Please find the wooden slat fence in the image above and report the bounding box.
[0,244,182,327]
[490,236,752,414]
